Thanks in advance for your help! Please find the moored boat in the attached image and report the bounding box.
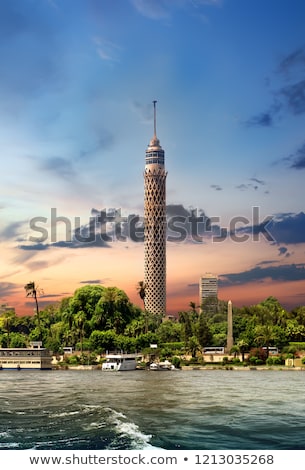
[0,342,53,370]
[149,360,175,371]
[102,353,139,371]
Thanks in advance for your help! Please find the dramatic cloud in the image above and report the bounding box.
[0,221,27,241]
[220,263,305,287]
[287,142,305,170]
[0,282,20,297]
[235,179,266,191]
[267,212,305,244]
[249,177,266,186]
[245,112,274,128]
[280,80,305,115]
[236,211,305,245]
[246,47,305,128]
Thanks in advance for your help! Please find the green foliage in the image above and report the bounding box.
[198,312,213,348]
[171,356,181,369]
[6,289,305,362]
[289,342,305,350]
[9,332,28,348]
[248,347,268,364]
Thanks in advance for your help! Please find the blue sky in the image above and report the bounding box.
[1,0,305,314]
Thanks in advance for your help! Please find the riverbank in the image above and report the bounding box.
[51,364,305,371]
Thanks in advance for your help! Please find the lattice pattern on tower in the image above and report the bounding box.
[144,167,167,315]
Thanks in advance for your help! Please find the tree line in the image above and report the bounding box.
[1,283,305,361]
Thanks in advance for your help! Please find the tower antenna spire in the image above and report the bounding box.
[153,100,157,137]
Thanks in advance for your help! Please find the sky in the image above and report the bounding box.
[1,0,305,316]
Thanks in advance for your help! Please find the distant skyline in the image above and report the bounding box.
[0,0,305,315]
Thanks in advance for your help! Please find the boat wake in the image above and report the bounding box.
[105,407,159,450]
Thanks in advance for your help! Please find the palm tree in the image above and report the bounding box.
[137,281,146,309]
[2,310,16,347]
[237,339,249,362]
[254,324,277,358]
[24,281,43,341]
[137,281,148,333]
[73,310,87,353]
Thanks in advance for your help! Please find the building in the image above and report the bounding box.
[0,303,15,315]
[199,273,218,312]
[144,101,167,315]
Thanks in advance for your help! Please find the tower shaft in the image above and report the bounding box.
[144,102,167,315]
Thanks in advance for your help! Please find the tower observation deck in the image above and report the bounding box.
[144,101,167,315]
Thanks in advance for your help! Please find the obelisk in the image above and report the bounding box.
[226,300,233,352]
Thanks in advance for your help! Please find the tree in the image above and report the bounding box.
[24,281,43,341]
[137,281,146,309]
[254,324,278,357]
[187,335,200,358]
[178,311,193,341]
[73,310,87,353]
[1,310,16,347]
[237,339,249,362]
[197,312,213,348]
[137,281,148,333]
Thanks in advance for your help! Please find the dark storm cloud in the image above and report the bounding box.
[19,204,214,251]
[0,221,26,240]
[25,300,59,309]
[219,263,305,287]
[267,212,305,244]
[0,282,20,297]
[287,142,305,170]
[166,204,193,218]
[19,243,49,251]
[245,111,274,128]
[280,80,305,115]
[236,212,305,245]
[235,179,266,191]
[249,177,266,186]
[256,260,280,266]
[245,47,305,128]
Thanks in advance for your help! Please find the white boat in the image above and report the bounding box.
[102,353,139,371]
[149,360,175,371]
[0,342,53,370]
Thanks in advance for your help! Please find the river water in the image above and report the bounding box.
[0,369,305,450]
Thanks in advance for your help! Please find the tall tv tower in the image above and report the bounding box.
[144,101,167,315]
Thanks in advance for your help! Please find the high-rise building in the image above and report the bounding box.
[0,303,16,315]
[144,101,167,315]
[199,273,218,311]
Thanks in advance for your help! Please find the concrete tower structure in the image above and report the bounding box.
[144,101,167,315]
[226,300,234,352]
